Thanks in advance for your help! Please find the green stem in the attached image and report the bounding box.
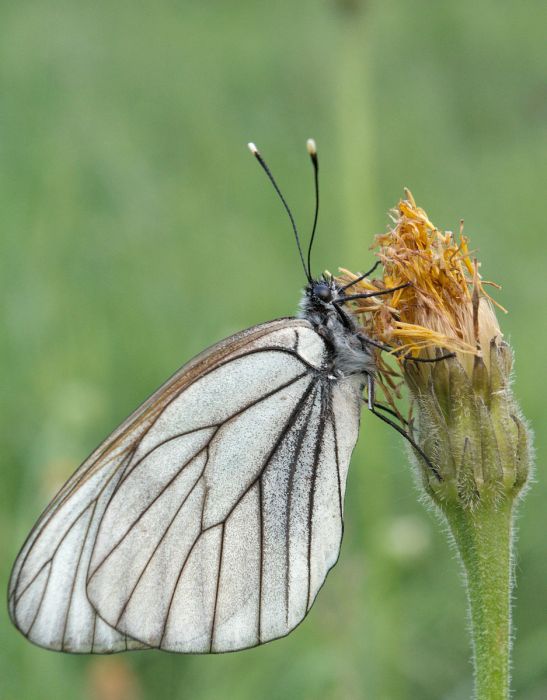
[444,497,514,700]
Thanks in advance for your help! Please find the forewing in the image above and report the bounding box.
[8,319,318,653]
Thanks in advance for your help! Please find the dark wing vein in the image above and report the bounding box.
[23,563,51,639]
[15,496,104,607]
[209,522,225,651]
[12,447,136,603]
[158,485,208,648]
[61,500,98,650]
[89,370,311,584]
[159,375,319,649]
[128,346,317,475]
[14,345,315,595]
[284,384,320,624]
[218,378,318,528]
[26,504,92,639]
[115,425,218,490]
[116,369,308,494]
[330,399,344,521]
[306,384,328,611]
[257,478,264,643]
[88,444,214,581]
[113,455,209,628]
[91,609,97,652]
[12,333,335,654]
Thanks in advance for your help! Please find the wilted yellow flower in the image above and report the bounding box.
[337,190,530,505]
[338,189,505,375]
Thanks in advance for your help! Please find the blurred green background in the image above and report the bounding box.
[1,1,546,698]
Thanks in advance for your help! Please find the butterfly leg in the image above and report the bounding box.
[365,374,441,481]
[371,401,408,425]
[358,333,455,364]
[362,376,406,424]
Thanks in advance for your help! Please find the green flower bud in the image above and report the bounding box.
[404,339,531,510]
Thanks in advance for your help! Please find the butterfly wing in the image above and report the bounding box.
[9,319,298,652]
[9,318,362,653]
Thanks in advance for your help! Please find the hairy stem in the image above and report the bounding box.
[444,497,514,700]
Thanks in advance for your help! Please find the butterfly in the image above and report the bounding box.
[8,140,436,654]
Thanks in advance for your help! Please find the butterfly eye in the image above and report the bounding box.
[313,283,332,302]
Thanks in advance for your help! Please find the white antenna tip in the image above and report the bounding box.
[247,142,258,155]
[306,138,317,155]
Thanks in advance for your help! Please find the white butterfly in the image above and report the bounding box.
[8,141,435,654]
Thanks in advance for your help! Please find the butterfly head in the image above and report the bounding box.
[309,277,338,305]
[301,276,345,317]
[310,280,333,303]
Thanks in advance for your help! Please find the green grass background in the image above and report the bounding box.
[1,1,546,698]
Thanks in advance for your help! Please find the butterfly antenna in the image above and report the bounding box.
[248,142,311,284]
[305,138,319,280]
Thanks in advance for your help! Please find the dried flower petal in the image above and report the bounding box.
[337,189,506,375]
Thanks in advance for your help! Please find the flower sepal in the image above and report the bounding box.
[405,339,531,511]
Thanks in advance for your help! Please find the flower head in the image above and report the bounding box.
[337,191,531,506]
[338,189,505,374]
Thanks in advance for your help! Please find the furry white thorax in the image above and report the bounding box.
[297,284,376,378]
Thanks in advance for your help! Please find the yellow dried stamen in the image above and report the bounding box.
[337,189,504,374]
